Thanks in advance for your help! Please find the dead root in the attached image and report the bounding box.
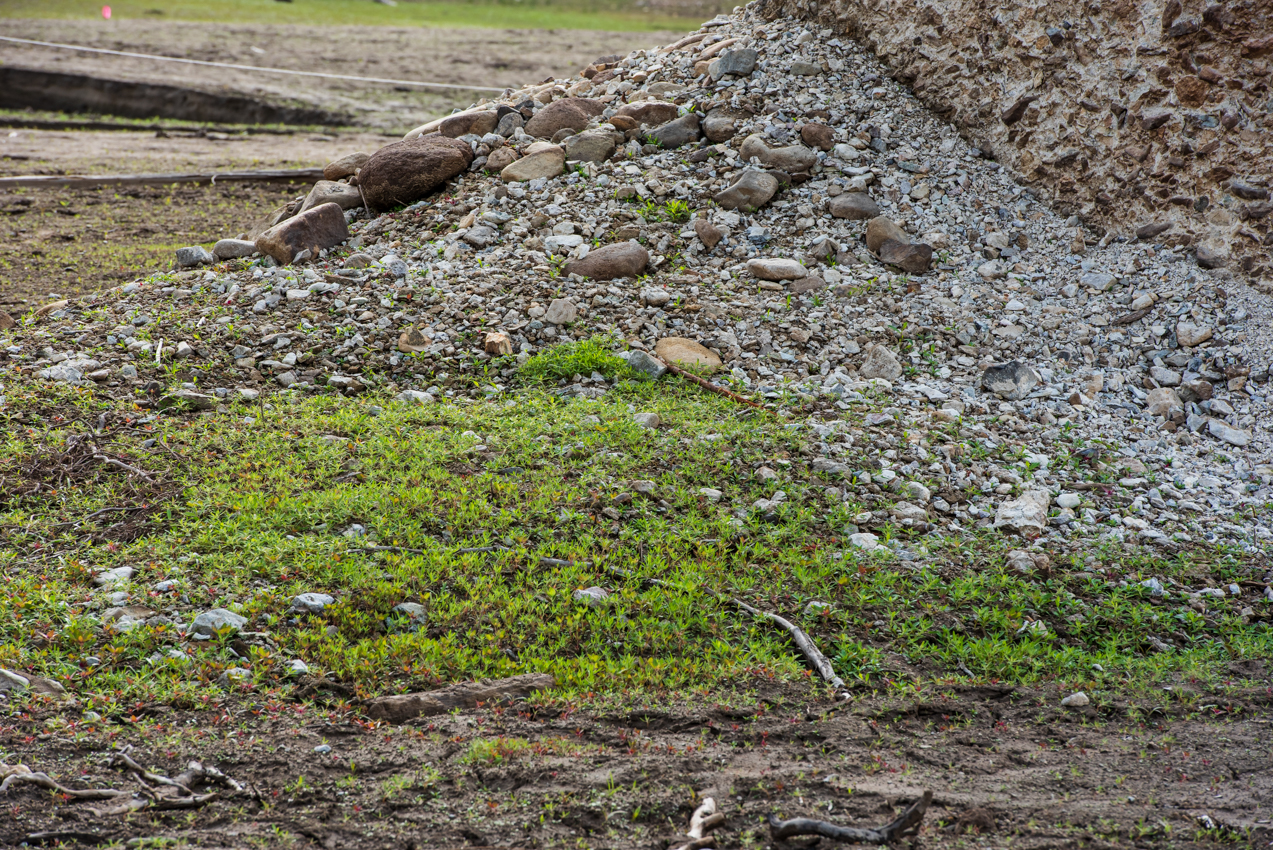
[1,748,244,816]
[769,790,932,845]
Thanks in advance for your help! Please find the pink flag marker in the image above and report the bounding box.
[102,5,111,18]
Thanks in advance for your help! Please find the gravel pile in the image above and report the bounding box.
[2,4,1270,558]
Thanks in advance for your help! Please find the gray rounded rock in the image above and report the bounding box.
[291,593,335,614]
[190,608,247,639]
[175,246,214,267]
[213,238,258,260]
[828,192,880,220]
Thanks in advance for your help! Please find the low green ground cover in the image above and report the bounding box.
[1,359,1267,719]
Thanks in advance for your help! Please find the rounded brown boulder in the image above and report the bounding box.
[655,337,721,373]
[614,101,680,126]
[524,98,604,139]
[564,242,649,279]
[357,136,474,213]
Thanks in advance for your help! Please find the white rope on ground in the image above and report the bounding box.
[0,35,507,94]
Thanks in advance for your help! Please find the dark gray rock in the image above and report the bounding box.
[709,48,758,80]
[646,113,701,149]
[982,360,1042,400]
[175,246,214,267]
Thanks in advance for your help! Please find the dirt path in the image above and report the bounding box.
[0,19,681,132]
[3,682,1270,848]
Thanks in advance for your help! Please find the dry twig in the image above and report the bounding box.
[769,790,932,845]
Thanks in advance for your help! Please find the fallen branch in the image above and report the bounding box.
[660,358,764,410]
[92,454,156,482]
[769,791,932,845]
[365,673,555,723]
[606,567,845,692]
[730,598,844,690]
[0,168,324,190]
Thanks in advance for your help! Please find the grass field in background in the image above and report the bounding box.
[0,0,712,32]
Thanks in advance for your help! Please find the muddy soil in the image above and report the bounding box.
[0,19,682,132]
[3,680,1270,848]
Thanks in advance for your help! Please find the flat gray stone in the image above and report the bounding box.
[213,238,257,260]
[709,48,758,80]
[190,608,247,638]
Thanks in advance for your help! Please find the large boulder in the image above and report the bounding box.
[655,337,721,373]
[614,101,680,126]
[747,257,806,281]
[713,170,779,211]
[564,242,649,279]
[859,344,903,381]
[878,240,933,274]
[981,361,1042,400]
[865,216,909,253]
[702,107,745,142]
[403,105,500,140]
[434,110,499,138]
[485,146,519,172]
[357,135,473,213]
[800,123,835,151]
[564,130,617,163]
[709,48,758,80]
[739,134,817,173]
[993,490,1051,536]
[524,98,604,138]
[255,202,349,265]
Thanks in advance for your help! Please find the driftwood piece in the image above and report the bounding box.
[0,168,324,190]
[365,673,554,723]
[0,764,126,801]
[730,598,844,690]
[606,566,845,692]
[671,797,726,850]
[769,790,932,845]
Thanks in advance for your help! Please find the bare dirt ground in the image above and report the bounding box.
[0,19,682,132]
[4,680,1270,848]
[0,128,395,309]
[0,18,675,309]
